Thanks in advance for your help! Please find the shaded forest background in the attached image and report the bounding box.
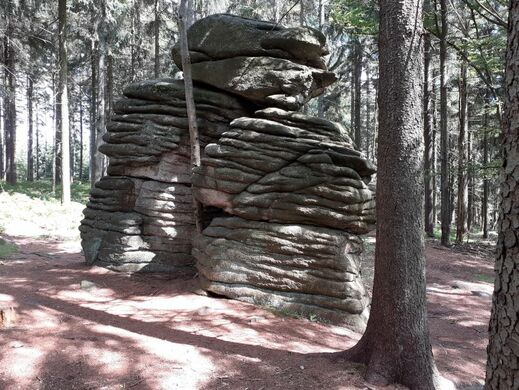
[0,0,508,245]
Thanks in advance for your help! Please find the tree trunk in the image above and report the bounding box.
[178,0,203,232]
[365,62,371,160]
[339,1,451,387]
[154,0,160,78]
[27,76,34,182]
[92,1,107,185]
[90,37,97,186]
[59,0,71,205]
[439,0,450,246]
[354,38,362,151]
[79,87,84,182]
[0,94,3,180]
[4,13,17,185]
[467,125,474,233]
[485,1,519,386]
[424,30,434,237]
[482,100,489,239]
[456,61,468,243]
[35,105,40,180]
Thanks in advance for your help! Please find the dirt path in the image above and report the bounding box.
[0,236,493,389]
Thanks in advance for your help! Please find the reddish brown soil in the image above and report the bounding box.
[0,236,494,389]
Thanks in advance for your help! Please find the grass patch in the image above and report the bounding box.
[0,180,86,240]
[0,180,90,204]
[475,274,494,284]
[0,238,18,258]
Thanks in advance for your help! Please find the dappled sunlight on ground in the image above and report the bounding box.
[0,235,494,389]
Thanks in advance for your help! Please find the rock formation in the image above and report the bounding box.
[81,14,375,330]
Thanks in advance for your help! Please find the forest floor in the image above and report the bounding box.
[0,189,495,390]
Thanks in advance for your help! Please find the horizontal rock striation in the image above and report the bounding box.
[81,14,376,329]
[192,108,376,234]
[193,217,369,330]
[80,79,251,272]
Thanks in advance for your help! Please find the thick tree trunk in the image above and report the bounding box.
[440,0,450,245]
[456,61,468,243]
[27,76,34,182]
[339,1,451,388]
[486,1,519,386]
[4,20,17,185]
[178,0,203,232]
[424,31,434,237]
[59,0,71,205]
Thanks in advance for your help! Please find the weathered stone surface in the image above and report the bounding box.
[171,14,328,69]
[193,216,369,330]
[80,176,195,273]
[193,109,376,234]
[172,15,335,110]
[190,56,336,110]
[103,79,251,182]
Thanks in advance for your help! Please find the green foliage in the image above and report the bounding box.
[330,0,378,35]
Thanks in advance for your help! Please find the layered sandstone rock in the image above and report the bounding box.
[81,14,375,329]
[171,14,336,110]
[79,79,250,272]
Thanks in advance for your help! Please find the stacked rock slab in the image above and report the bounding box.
[80,79,250,272]
[171,14,376,330]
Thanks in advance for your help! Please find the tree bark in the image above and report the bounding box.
[485,1,519,386]
[79,86,84,182]
[154,0,160,78]
[178,0,203,232]
[482,99,490,239]
[89,37,97,186]
[339,1,451,388]
[440,0,450,246]
[0,94,3,180]
[424,30,434,237]
[456,61,468,243]
[354,38,362,151]
[35,106,40,180]
[58,0,71,205]
[27,76,34,182]
[4,8,17,185]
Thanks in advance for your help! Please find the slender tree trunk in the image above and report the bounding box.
[354,38,362,151]
[178,0,203,232]
[0,94,3,180]
[52,76,57,193]
[440,0,450,245]
[59,0,71,204]
[79,87,84,182]
[35,105,40,180]
[365,62,371,160]
[467,125,474,232]
[55,71,62,187]
[424,30,434,237]
[482,106,489,238]
[4,15,17,185]
[154,0,160,78]
[456,61,468,243]
[339,1,451,387]
[27,76,34,181]
[486,1,519,385]
[92,1,107,184]
[89,37,97,186]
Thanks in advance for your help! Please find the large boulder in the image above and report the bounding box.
[192,108,376,234]
[193,216,370,331]
[172,14,335,110]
